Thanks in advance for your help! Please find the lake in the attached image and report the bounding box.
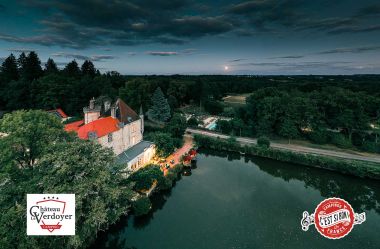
[94,149,380,249]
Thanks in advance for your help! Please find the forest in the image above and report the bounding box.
[1,52,380,152]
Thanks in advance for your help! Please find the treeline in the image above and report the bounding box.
[193,135,380,180]
[2,51,380,119]
[0,52,125,115]
[217,87,380,153]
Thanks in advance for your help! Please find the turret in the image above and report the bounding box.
[83,97,101,124]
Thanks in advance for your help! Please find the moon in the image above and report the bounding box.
[224,66,229,71]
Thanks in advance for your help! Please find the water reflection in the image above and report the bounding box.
[93,149,380,249]
[201,148,380,215]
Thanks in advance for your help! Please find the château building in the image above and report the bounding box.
[65,97,155,172]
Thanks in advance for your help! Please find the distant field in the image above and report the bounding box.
[222,93,251,105]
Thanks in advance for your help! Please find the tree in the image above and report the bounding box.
[231,118,245,136]
[45,58,58,74]
[132,196,152,216]
[165,113,187,138]
[216,119,232,134]
[0,54,19,82]
[21,51,43,81]
[0,110,68,168]
[148,87,171,122]
[187,117,199,127]
[17,52,27,73]
[81,60,96,77]
[63,60,80,77]
[119,78,158,111]
[0,140,134,249]
[31,74,71,110]
[278,118,298,144]
[150,132,176,157]
[0,54,19,108]
[128,164,165,190]
[257,136,270,148]
[3,79,31,110]
[0,111,134,249]
[204,100,223,115]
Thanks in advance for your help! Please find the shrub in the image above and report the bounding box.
[257,136,270,148]
[309,129,329,144]
[330,133,352,149]
[159,178,173,190]
[204,100,224,115]
[361,141,380,153]
[132,196,152,216]
[129,164,164,191]
[166,166,181,181]
[187,117,199,127]
[217,119,232,134]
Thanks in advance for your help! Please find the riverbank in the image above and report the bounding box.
[128,163,185,216]
[92,149,380,249]
[187,128,380,163]
[193,134,380,180]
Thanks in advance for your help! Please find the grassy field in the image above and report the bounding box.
[222,93,251,106]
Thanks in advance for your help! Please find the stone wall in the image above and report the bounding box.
[97,119,143,155]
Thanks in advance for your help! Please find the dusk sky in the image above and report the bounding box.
[0,0,380,75]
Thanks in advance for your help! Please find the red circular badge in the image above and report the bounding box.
[314,198,355,239]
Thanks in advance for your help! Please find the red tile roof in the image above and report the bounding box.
[64,120,84,132]
[48,108,68,119]
[56,108,68,118]
[77,117,120,139]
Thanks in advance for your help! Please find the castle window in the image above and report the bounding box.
[108,133,113,143]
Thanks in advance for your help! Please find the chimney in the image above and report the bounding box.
[89,97,95,109]
[111,106,116,118]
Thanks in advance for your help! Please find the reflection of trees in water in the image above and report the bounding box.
[133,187,174,228]
[200,148,380,214]
[201,149,242,161]
[94,149,380,248]
[92,183,177,248]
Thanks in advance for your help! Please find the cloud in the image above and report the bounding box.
[317,45,380,54]
[1,0,378,50]
[7,0,234,49]
[8,48,36,53]
[269,55,304,59]
[127,52,137,56]
[51,52,116,61]
[146,49,199,56]
[227,1,380,35]
[146,51,178,56]
[229,58,247,62]
[170,16,234,37]
[234,60,360,74]
[181,48,198,55]
[355,4,380,18]
[328,25,380,34]
[227,0,302,30]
